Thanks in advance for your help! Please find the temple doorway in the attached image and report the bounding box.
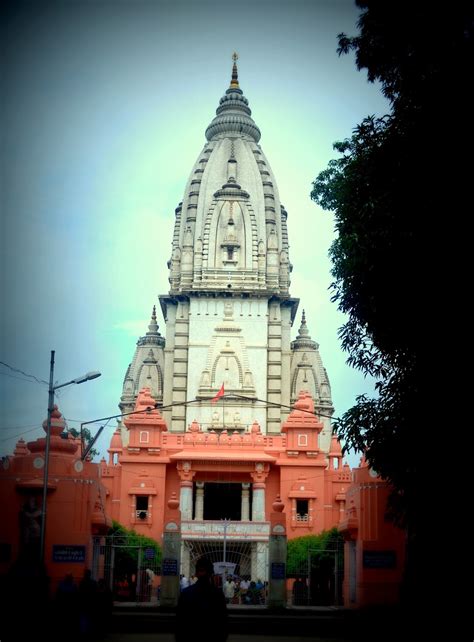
[202,482,242,520]
[182,539,268,604]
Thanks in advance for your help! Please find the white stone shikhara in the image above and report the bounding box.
[120,60,334,446]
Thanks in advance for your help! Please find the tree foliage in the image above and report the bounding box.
[69,427,99,459]
[287,528,343,576]
[311,2,473,532]
[108,520,162,570]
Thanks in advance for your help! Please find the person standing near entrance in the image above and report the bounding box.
[175,557,228,642]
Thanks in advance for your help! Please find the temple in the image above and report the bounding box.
[0,58,406,608]
[105,56,350,579]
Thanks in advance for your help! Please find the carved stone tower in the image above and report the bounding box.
[121,56,334,441]
[159,55,297,433]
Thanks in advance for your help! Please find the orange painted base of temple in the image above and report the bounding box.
[338,457,406,608]
[0,406,111,590]
[0,389,406,607]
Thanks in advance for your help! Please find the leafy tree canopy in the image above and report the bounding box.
[69,427,99,459]
[311,2,473,532]
[287,528,343,576]
[108,520,162,568]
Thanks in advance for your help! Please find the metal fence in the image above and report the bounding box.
[92,535,344,607]
[287,543,344,607]
[91,535,161,604]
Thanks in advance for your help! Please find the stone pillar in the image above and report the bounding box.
[250,541,268,586]
[160,493,181,608]
[267,496,287,609]
[180,541,190,578]
[241,483,250,521]
[252,484,266,521]
[179,482,193,520]
[195,481,204,520]
[250,464,269,522]
[177,462,195,520]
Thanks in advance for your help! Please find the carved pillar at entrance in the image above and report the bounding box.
[177,461,195,520]
[241,483,250,521]
[250,463,269,522]
[268,495,287,608]
[180,541,190,578]
[160,493,181,608]
[252,484,265,521]
[195,481,204,520]
[251,541,268,583]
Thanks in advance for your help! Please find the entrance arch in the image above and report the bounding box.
[183,539,268,604]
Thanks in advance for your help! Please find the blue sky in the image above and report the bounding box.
[1,0,389,465]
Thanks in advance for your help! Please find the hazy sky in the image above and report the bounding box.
[1,0,388,465]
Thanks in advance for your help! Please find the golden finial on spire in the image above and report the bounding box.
[230,52,239,88]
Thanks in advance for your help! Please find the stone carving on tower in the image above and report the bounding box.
[158,54,300,434]
[119,306,165,416]
[120,56,334,452]
[290,310,334,452]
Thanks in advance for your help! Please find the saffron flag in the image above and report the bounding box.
[211,383,225,403]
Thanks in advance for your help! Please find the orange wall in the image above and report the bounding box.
[339,463,406,608]
[0,435,110,593]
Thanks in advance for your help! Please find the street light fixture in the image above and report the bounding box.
[39,350,101,567]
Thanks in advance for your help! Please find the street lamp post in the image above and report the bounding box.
[39,350,101,567]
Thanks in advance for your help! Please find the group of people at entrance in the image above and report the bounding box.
[179,570,266,605]
[223,576,265,605]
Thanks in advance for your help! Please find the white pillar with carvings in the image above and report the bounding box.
[251,541,269,583]
[252,483,266,522]
[241,483,250,521]
[180,542,190,578]
[195,481,204,520]
[179,481,193,520]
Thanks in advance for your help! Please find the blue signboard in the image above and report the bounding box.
[52,545,86,563]
[363,550,397,569]
[162,558,179,576]
[271,562,286,579]
[145,547,155,560]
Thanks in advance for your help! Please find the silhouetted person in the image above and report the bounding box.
[78,569,97,636]
[55,573,79,639]
[95,578,113,638]
[292,577,308,605]
[1,548,49,641]
[175,557,228,642]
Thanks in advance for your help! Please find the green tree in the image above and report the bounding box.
[287,528,343,576]
[69,427,99,459]
[108,520,162,570]
[311,1,472,576]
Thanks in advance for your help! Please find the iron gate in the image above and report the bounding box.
[182,539,269,605]
[288,543,344,607]
[92,535,162,604]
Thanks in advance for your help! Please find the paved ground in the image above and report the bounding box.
[90,631,350,642]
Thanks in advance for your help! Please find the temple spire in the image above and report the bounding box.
[137,304,164,347]
[148,305,158,335]
[297,310,309,338]
[230,52,239,89]
[291,309,318,350]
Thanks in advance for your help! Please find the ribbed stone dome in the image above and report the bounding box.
[205,88,261,142]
